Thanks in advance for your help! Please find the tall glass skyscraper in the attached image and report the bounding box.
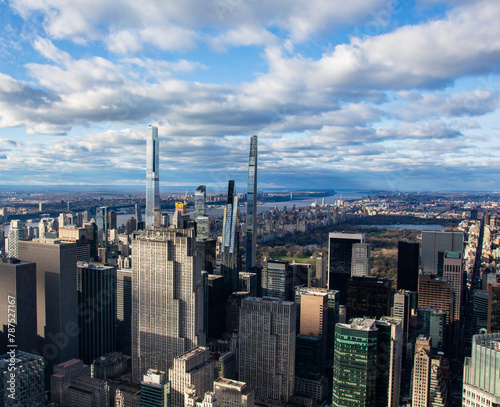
[221,180,239,294]
[146,125,160,229]
[195,185,209,240]
[246,135,257,272]
[328,232,364,304]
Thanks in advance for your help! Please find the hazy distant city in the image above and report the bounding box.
[0,127,499,407]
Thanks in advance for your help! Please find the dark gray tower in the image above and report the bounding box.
[245,135,258,272]
[96,206,108,246]
[221,181,239,294]
[145,125,160,229]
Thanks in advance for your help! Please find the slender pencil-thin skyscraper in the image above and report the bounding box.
[246,135,257,272]
[145,125,160,229]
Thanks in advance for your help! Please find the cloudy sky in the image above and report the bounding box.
[1,0,500,192]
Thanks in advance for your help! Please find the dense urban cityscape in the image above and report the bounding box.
[0,128,499,407]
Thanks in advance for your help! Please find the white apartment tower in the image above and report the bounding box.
[132,214,205,383]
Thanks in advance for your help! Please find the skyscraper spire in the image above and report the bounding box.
[246,135,257,272]
[145,125,160,229]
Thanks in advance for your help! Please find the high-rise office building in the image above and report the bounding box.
[146,125,161,229]
[0,351,46,406]
[346,276,392,321]
[207,274,226,339]
[214,377,255,407]
[487,284,500,333]
[418,274,454,355]
[58,226,91,262]
[195,185,206,219]
[7,219,27,258]
[328,232,364,303]
[416,307,446,354]
[391,290,417,355]
[421,230,463,275]
[411,335,450,407]
[83,221,98,261]
[246,135,258,272]
[429,354,449,407]
[332,318,377,407]
[220,181,239,295]
[397,241,420,291]
[265,259,293,301]
[294,286,339,360]
[443,250,463,350]
[295,289,330,403]
[169,347,214,407]
[315,252,328,288]
[77,262,116,364]
[0,258,37,353]
[376,317,403,407]
[132,216,205,383]
[108,210,117,231]
[96,206,108,246]
[472,290,489,334]
[331,317,402,407]
[116,268,132,355]
[239,297,296,405]
[351,243,370,277]
[141,369,171,407]
[462,333,500,407]
[411,335,432,407]
[18,239,79,368]
[195,185,210,240]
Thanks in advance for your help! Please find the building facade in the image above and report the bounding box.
[328,232,364,304]
[141,369,171,407]
[214,377,255,407]
[0,258,37,353]
[238,297,296,405]
[0,351,46,407]
[220,181,239,295]
[397,241,419,292]
[18,239,79,368]
[169,347,214,407]
[463,333,500,407]
[77,262,116,364]
[132,220,205,383]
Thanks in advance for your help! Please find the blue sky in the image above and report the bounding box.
[1,0,500,191]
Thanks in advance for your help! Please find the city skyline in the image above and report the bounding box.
[1,1,500,191]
